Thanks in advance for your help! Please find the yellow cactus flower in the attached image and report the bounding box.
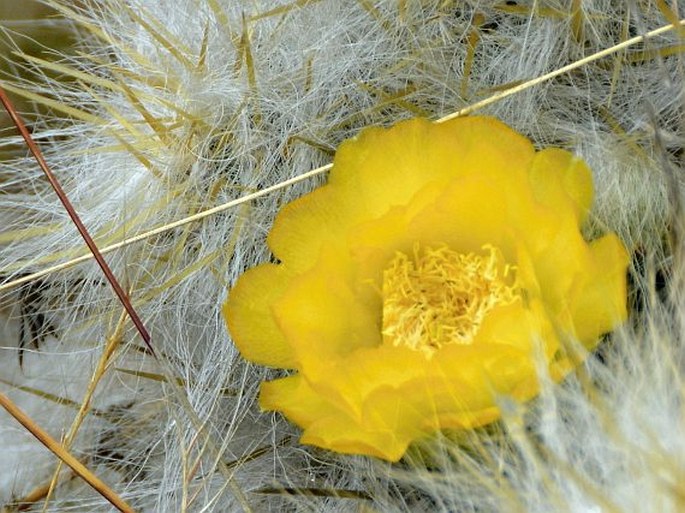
[223,116,629,462]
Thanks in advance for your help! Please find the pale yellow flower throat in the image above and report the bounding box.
[381,245,518,357]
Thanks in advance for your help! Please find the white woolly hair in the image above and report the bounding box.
[0,0,683,511]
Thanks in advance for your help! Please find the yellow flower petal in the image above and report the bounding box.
[406,175,521,257]
[331,116,534,218]
[569,233,629,345]
[528,148,594,225]
[261,373,421,461]
[267,185,360,273]
[524,215,592,311]
[272,245,381,368]
[260,374,334,427]
[473,299,555,356]
[302,407,417,462]
[223,263,297,368]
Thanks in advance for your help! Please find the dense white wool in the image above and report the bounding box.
[0,0,683,511]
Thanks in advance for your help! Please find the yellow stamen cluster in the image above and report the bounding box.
[381,245,518,357]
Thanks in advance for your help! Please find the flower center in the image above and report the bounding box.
[381,244,518,357]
